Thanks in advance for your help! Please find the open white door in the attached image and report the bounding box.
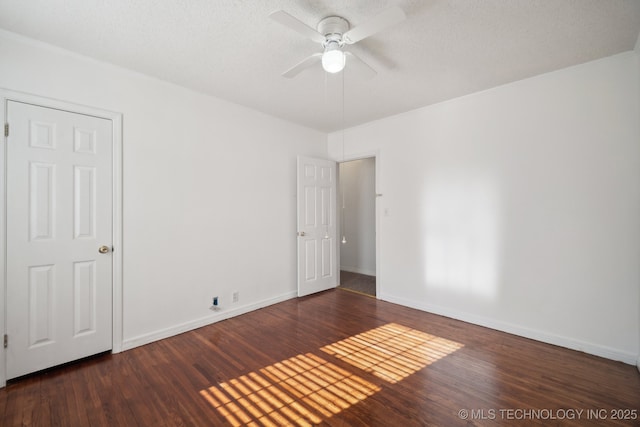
[297,156,337,297]
[5,101,113,379]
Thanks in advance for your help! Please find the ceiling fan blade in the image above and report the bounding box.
[282,53,323,78]
[342,6,406,44]
[270,10,326,44]
[344,52,377,80]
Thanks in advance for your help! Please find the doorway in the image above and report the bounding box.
[338,157,376,297]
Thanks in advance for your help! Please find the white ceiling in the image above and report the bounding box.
[1,0,639,132]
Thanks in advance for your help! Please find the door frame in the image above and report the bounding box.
[336,150,380,297]
[0,89,123,387]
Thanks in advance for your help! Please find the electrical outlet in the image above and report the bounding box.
[232,291,239,303]
[210,296,220,311]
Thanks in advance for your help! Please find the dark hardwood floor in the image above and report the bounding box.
[1,289,639,426]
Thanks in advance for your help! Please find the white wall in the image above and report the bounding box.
[329,52,640,364]
[339,159,376,276]
[0,30,327,350]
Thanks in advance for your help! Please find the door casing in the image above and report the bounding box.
[0,89,123,387]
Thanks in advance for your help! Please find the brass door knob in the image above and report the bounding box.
[98,245,110,254]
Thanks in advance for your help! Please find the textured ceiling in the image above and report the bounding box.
[1,0,639,132]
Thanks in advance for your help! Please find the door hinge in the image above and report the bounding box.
[4,123,8,138]
[3,334,7,349]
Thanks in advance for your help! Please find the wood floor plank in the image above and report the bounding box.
[1,289,638,426]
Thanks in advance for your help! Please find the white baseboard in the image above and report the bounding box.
[122,291,297,351]
[340,266,376,276]
[379,292,638,366]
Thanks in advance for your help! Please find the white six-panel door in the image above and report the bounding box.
[297,156,337,297]
[6,101,113,379]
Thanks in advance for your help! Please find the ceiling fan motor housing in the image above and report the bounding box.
[317,16,349,46]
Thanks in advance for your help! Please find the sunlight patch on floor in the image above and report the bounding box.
[320,323,463,383]
[200,353,380,427]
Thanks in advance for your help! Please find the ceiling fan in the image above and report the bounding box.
[269,6,406,79]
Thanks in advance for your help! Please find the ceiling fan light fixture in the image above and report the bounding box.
[322,41,345,73]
